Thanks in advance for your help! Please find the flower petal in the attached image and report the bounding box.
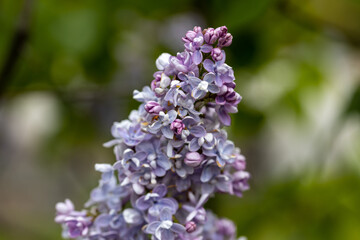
[203,59,214,72]
[190,125,206,137]
[160,207,173,221]
[200,44,213,53]
[218,107,231,126]
[171,223,186,233]
[146,221,161,234]
[161,126,174,139]
[189,138,200,152]
[193,50,202,65]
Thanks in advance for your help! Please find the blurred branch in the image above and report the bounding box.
[0,0,34,98]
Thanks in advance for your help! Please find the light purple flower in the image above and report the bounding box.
[203,139,235,168]
[203,57,235,87]
[148,110,177,138]
[64,216,92,238]
[146,208,186,240]
[164,51,199,76]
[135,139,172,177]
[55,199,87,224]
[164,80,186,106]
[135,184,179,217]
[111,121,145,147]
[189,132,216,152]
[87,174,128,211]
[188,73,220,99]
[184,36,213,65]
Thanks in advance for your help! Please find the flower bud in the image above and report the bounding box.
[184,152,204,167]
[204,28,218,44]
[211,48,224,62]
[151,72,162,91]
[186,221,197,233]
[145,101,163,115]
[170,119,185,134]
[218,33,233,47]
[214,26,228,38]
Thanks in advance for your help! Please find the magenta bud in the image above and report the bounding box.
[184,152,204,167]
[204,28,218,44]
[218,33,233,47]
[145,101,163,115]
[186,221,197,233]
[170,119,185,134]
[214,26,228,38]
[211,48,224,62]
[193,26,202,33]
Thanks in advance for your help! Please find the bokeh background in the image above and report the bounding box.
[1,0,360,239]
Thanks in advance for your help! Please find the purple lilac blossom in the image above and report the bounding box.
[55,26,250,240]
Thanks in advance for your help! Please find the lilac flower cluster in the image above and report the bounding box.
[55,26,250,240]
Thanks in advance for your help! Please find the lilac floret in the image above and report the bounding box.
[145,208,186,240]
[203,57,235,87]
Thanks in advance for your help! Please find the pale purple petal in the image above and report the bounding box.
[160,207,173,221]
[153,184,167,198]
[146,221,161,234]
[171,223,186,233]
[162,126,174,139]
[203,59,215,72]
[157,156,172,170]
[188,76,201,87]
[208,84,220,93]
[190,125,206,137]
[136,196,152,210]
[161,229,174,240]
[218,107,231,126]
[204,72,216,83]
[189,138,201,151]
[167,110,178,122]
[200,44,213,53]
[201,164,218,182]
[193,50,202,65]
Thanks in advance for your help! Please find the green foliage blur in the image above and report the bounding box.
[0,0,359,239]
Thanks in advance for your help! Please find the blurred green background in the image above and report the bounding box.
[0,0,360,239]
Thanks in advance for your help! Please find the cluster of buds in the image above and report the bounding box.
[55,26,250,240]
